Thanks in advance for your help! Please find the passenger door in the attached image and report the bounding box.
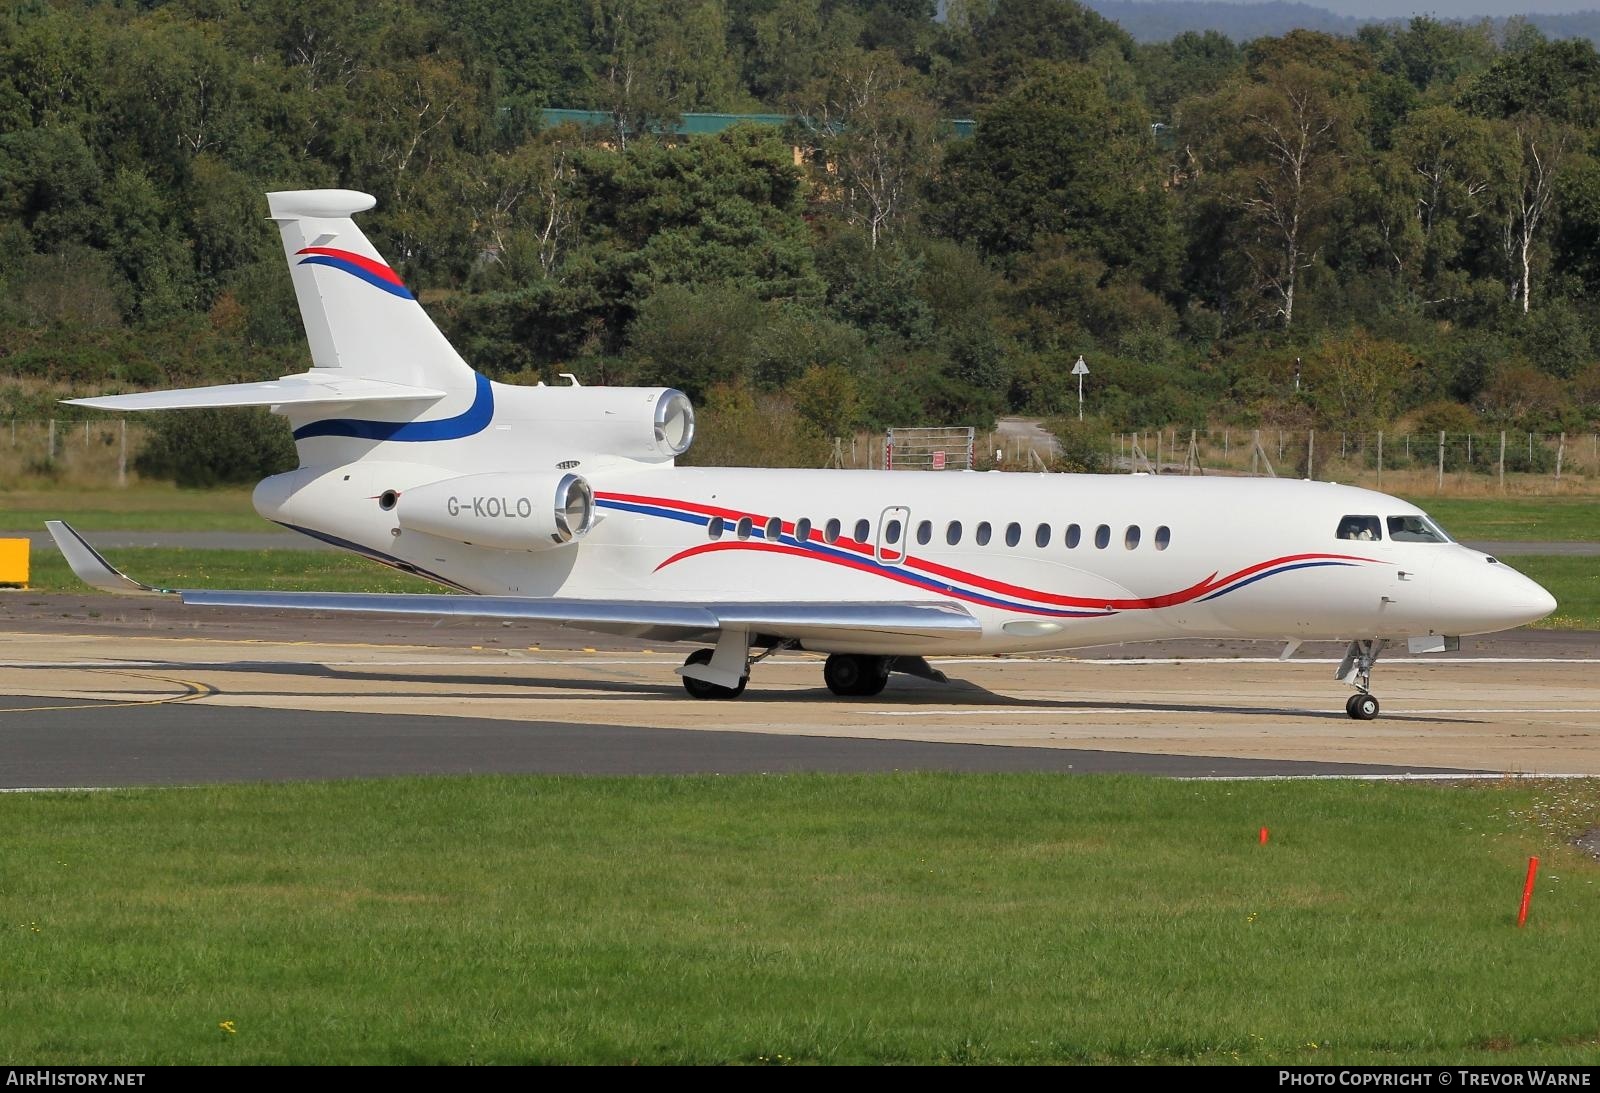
[876,506,911,565]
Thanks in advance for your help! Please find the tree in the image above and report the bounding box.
[1388,105,1498,301]
[1494,114,1568,315]
[928,63,1176,285]
[587,0,748,148]
[1183,61,1362,328]
[797,49,939,248]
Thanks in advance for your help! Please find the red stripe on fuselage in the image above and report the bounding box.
[599,490,1384,612]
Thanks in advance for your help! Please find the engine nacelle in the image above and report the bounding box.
[395,471,594,551]
[502,385,695,463]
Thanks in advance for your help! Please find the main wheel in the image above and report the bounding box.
[681,648,747,700]
[823,654,890,697]
[1345,693,1379,721]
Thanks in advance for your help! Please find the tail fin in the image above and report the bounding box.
[266,190,474,391]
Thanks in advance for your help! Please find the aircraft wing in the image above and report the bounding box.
[62,371,446,412]
[45,521,980,644]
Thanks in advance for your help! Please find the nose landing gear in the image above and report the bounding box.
[1337,639,1386,720]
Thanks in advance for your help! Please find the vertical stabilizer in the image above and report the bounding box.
[266,190,474,391]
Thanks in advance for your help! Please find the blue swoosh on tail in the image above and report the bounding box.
[293,373,493,442]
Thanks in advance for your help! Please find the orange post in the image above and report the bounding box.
[1259,826,1269,845]
[1517,856,1540,927]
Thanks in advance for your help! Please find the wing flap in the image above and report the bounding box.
[63,371,446,412]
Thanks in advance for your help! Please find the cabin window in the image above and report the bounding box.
[976,521,993,546]
[916,520,932,546]
[1154,525,1171,551]
[765,516,781,540]
[1388,515,1450,543]
[825,518,842,544]
[1035,523,1051,548]
[1125,525,1141,550]
[1004,522,1021,547]
[795,517,812,543]
[1336,515,1382,541]
[854,518,871,543]
[946,520,963,545]
[1065,524,1081,549]
[707,516,725,540]
[1094,524,1111,549]
[884,518,902,544]
[736,516,753,540]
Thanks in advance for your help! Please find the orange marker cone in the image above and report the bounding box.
[1259,826,1269,845]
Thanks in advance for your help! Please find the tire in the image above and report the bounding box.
[681,648,747,700]
[1346,693,1379,721]
[824,654,890,697]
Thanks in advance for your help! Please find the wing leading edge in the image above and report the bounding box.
[44,522,981,644]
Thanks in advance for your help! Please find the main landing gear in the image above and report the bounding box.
[1337,639,1387,720]
[677,638,946,700]
[822,654,890,697]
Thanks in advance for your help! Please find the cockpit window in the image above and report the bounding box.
[1336,515,1381,541]
[1387,515,1451,543]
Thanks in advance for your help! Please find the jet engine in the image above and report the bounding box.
[510,386,695,463]
[394,471,594,551]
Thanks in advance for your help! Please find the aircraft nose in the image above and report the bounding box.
[1486,561,1557,629]
[1430,553,1557,633]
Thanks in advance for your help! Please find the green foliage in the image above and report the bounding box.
[134,409,297,488]
[4,0,1600,448]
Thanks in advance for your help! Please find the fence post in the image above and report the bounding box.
[1307,429,1315,480]
[1529,433,1534,465]
[1556,432,1565,482]
[1224,428,1230,457]
[48,419,56,462]
[1467,433,1473,466]
[1437,430,1445,492]
[1376,430,1383,490]
[1499,431,1507,493]
[118,419,128,487]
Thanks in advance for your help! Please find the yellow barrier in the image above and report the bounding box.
[0,538,29,587]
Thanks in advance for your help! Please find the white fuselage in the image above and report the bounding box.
[255,419,1555,657]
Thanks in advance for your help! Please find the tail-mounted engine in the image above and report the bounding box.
[395,471,594,551]
[511,385,695,463]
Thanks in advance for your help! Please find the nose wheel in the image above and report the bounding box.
[1337,639,1387,720]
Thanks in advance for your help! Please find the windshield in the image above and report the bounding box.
[1387,514,1452,543]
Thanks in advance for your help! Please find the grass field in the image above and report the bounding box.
[0,487,269,533]
[18,547,1595,629]
[2,775,1597,1065]
[1411,497,1600,542]
[23,547,443,594]
[1499,555,1600,630]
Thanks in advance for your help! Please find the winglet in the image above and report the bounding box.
[44,521,170,595]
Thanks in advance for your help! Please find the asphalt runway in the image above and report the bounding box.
[1,602,1596,787]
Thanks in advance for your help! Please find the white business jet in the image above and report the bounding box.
[48,190,1557,719]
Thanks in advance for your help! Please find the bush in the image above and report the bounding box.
[135,408,296,487]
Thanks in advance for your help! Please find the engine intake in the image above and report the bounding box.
[396,471,594,551]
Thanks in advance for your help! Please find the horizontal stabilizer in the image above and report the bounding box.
[63,372,446,412]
